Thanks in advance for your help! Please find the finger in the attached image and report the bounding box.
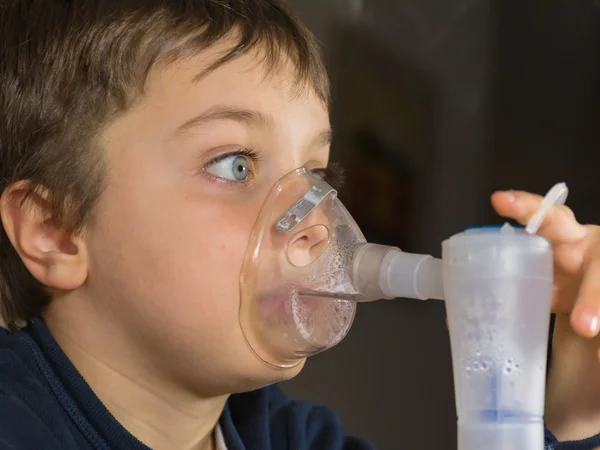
[491,190,587,244]
[570,255,600,338]
[551,271,581,314]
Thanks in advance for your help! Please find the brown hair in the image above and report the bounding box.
[0,0,330,329]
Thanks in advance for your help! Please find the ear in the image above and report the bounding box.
[0,182,88,291]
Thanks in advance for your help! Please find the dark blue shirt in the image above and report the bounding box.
[0,318,597,450]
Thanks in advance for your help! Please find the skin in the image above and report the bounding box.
[1,39,600,449]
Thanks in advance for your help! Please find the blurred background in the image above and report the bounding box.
[281,1,600,449]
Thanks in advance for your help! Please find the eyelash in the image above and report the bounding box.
[313,162,346,190]
[201,148,261,187]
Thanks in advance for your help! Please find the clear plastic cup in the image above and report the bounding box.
[442,225,553,450]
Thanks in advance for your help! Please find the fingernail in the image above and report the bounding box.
[504,190,517,202]
[577,308,600,336]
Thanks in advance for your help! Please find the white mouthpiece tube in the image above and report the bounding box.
[351,243,445,301]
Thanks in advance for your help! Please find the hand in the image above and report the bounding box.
[491,190,600,343]
[493,190,600,443]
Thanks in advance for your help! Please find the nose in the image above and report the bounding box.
[286,223,330,267]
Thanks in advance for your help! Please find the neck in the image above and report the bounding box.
[545,314,600,443]
[42,305,227,450]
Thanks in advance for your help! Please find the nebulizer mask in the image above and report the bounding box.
[239,165,369,369]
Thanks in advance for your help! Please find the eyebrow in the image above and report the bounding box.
[313,128,333,148]
[174,104,333,147]
[173,105,273,136]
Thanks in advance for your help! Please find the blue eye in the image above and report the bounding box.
[206,154,251,182]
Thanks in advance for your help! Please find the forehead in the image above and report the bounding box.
[143,43,329,120]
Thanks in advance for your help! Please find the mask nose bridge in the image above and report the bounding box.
[280,182,334,268]
[276,180,336,233]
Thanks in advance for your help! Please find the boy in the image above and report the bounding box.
[0,1,599,449]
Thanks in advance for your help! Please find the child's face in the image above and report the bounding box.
[82,45,331,394]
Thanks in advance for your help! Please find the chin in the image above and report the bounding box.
[232,356,306,394]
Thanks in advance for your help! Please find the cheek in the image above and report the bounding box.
[177,216,251,315]
[88,182,258,333]
[147,203,253,325]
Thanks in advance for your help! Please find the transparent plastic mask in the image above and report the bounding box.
[239,167,369,368]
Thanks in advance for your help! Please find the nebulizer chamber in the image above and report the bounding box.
[442,226,552,450]
[240,169,564,450]
[352,224,554,450]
